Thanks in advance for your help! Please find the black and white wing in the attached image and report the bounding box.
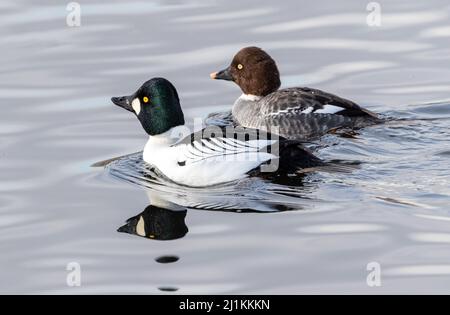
[174,126,323,178]
[260,87,378,118]
[255,87,379,140]
[164,126,282,186]
[174,126,278,167]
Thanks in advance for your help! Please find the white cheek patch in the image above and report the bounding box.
[136,216,145,236]
[131,98,141,115]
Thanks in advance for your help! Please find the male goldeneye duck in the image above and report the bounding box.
[210,46,380,140]
[118,204,188,241]
[111,77,323,187]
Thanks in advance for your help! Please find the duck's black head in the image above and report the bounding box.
[111,77,185,136]
[210,46,281,97]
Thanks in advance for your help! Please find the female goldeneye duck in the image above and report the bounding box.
[111,77,323,187]
[210,46,380,140]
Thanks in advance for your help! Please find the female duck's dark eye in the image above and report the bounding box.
[143,96,149,103]
[237,64,243,70]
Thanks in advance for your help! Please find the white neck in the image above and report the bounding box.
[146,125,190,147]
[239,93,262,101]
[143,125,193,184]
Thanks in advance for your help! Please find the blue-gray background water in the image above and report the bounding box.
[1,0,450,294]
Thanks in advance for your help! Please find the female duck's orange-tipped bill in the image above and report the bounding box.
[111,95,134,112]
[210,67,233,81]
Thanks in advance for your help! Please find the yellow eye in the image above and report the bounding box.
[237,64,243,70]
[143,96,149,103]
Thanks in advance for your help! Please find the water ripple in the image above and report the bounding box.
[105,152,319,213]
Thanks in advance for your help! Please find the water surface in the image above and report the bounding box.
[1,0,450,294]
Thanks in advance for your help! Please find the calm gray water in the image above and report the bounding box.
[1,0,450,294]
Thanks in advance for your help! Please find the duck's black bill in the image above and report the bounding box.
[210,67,233,81]
[111,95,134,112]
[117,218,137,234]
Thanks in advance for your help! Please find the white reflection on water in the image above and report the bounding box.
[283,61,395,86]
[421,25,450,38]
[174,7,273,23]
[1,1,208,25]
[297,223,387,234]
[263,39,430,53]
[386,265,450,276]
[415,214,450,222]
[252,11,447,33]
[410,233,450,243]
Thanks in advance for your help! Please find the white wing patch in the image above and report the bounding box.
[267,108,308,117]
[301,107,314,114]
[313,105,343,114]
[177,137,276,166]
[266,104,344,117]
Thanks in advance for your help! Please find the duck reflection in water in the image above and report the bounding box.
[118,205,188,240]
[118,193,188,241]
